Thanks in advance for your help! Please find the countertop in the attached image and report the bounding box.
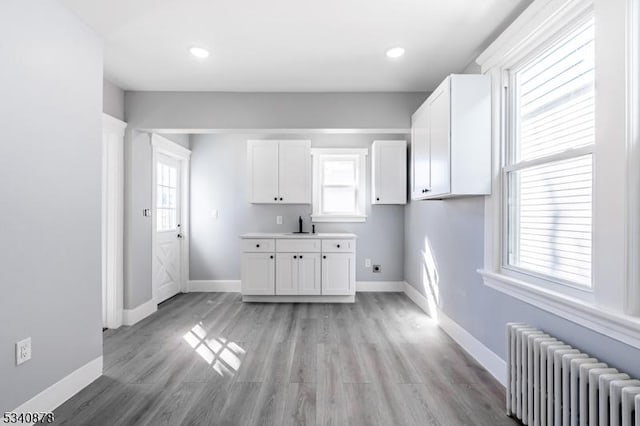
[240,232,357,239]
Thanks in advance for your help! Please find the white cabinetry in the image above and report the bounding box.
[371,140,407,205]
[240,234,356,301]
[411,74,491,200]
[321,253,354,295]
[321,238,355,295]
[276,253,321,295]
[241,252,275,295]
[247,140,311,204]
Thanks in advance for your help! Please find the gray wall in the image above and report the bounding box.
[159,133,190,149]
[125,92,427,130]
[403,68,640,378]
[123,92,427,309]
[0,0,103,411]
[403,198,640,378]
[190,133,406,282]
[103,79,125,121]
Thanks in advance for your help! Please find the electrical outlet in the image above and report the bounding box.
[373,264,381,273]
[276,216,283,225]
[16,338,31,365]
[211,209,219,219]
[365,258,372,268]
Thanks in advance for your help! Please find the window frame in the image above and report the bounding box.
[500,17,596,297]
[310,148,368,223]
[476,0,640,350]
[627,0,640,315]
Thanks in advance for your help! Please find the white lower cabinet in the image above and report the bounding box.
[321,253,355,295]
[298,254,321,295]
[241,252,275,295]
[276,253,321,295]
[241,235,355,300]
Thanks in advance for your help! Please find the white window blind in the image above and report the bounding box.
[505,15,595,287]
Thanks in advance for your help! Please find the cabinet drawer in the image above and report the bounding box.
[321,239,354,253]
[276,239,320,253]
[242,239,275,252]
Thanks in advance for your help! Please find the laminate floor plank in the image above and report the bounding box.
[316,344,348,426]
[289,319,318,383]
[281,383,316,426]
[52,292,517,426]
[344,383,380,426]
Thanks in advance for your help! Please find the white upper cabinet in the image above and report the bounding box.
[247,140,279,203]
[247,140,311,204]
[371,140,407,205]
[411,74,491,200]
[278,140,311,203]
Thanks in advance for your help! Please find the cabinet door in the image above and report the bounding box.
[247,140,279,203]
[298,253,321,295]
[321,253,354,296]
[373,141,407,204]
[276,253,298,295]
[241,253,275,295]
[427,80,451,197]
[278,140,311,204]
[411,105,431,199]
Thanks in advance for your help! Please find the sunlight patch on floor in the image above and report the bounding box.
[183,322,245,377]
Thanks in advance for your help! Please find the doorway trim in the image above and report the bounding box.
[102,114,126,329]
[151,134,191,303]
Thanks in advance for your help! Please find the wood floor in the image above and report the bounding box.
[53,292,516,426]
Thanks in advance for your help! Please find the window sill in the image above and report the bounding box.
[311,215,367,223]
[478,269,640,350]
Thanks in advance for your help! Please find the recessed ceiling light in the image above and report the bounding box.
[386,47,405,59]
[189,46,210,59]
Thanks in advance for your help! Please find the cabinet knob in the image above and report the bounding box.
[376,197,380,201]
[293,255,297,259]
[279,197,283,201]
[256,244,260,248]
[299,255,303,258]
[270,255,274,259]
[336,244,341,248]
[274,197,277,201]
[323,255,327,259]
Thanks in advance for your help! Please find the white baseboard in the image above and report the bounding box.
[402,282,506,387]
[437,311,506,387]
[122,299,157,326]
[356,281,405,292]
[187,280,241,292]
[402,281,433,315]
[12,356,103,425]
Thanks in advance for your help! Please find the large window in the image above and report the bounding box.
[504,15,595,288]
[311,148,367,222]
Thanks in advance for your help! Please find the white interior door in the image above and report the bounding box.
[153,154,182,303]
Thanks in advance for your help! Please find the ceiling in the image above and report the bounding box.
[61,0,532,92]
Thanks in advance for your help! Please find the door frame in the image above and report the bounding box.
[151,134,191,303]
[102,114,126,329]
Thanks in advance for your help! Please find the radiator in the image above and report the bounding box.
[506,323,640,426]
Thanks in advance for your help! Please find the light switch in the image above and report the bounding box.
[276,216,283,225]
[365,258,371,268]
